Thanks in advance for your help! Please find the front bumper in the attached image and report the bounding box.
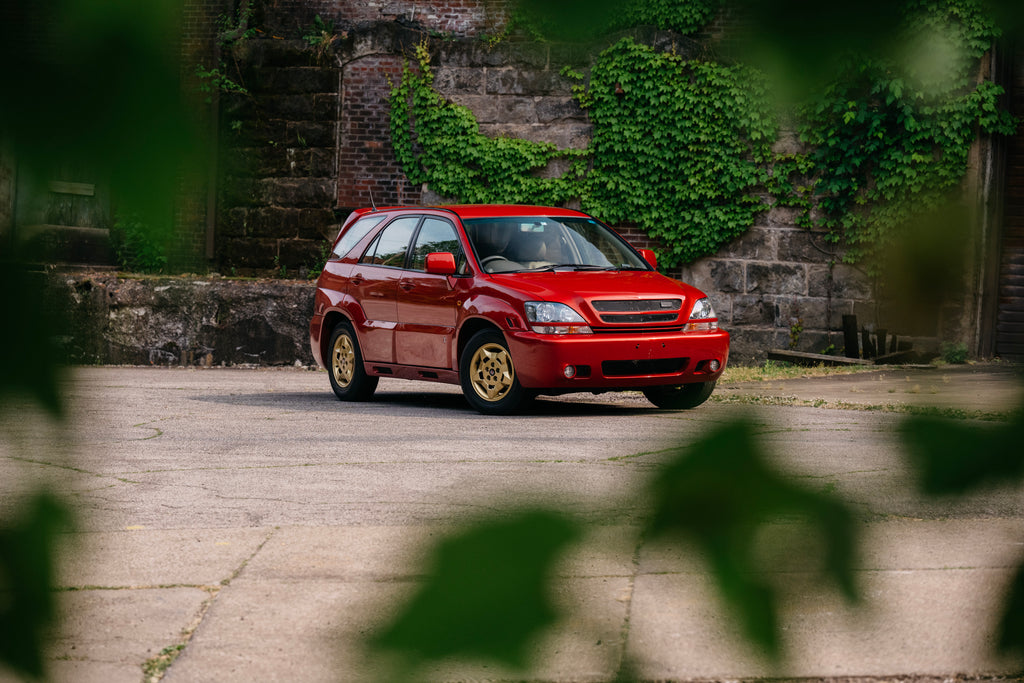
[505,328,729,390]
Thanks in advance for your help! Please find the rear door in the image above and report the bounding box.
[395,216,464,368]
[347,216,419,362]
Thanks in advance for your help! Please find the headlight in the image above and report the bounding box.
[524,301,593,335]
[685,297,718,332]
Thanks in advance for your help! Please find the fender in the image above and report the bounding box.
[452,292,529,369]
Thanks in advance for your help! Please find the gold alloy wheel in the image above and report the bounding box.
[469,342,515,402]
[331,333,356,388]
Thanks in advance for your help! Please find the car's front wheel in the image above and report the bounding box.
[459,329,530,415]
[643,381,716,409]
[327,322,378,401]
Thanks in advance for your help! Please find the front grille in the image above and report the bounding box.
[592,325,685,334]
[592,299,682,312]
[602,357,688,377]
[599,312,678,324]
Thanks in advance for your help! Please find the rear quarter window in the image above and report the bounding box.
[332,214,387,258]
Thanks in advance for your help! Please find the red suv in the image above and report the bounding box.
[310,205,729,414]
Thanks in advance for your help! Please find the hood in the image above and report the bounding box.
[489,270,711,323]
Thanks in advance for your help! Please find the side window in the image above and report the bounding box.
[359,216,418,267]
[410,218,464,271]
[332,214,386,258]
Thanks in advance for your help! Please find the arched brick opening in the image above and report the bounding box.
[337,55,420,210]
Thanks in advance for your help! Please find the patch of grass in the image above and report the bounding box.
[142,644,184,681]
[709,393,1013,422]
[721,360,880,384]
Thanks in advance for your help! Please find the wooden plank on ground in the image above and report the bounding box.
[873,350,918,365]
[48,181,95,196]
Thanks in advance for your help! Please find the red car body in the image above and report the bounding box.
[310,205,729,413]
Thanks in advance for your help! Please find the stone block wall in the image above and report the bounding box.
[435,44,592,151]
[214,24,884,360]
[212,12,1001,361]
[216,24,598,273]
[675,218,873,360]
[218,38,343,274]
[259,0,506,38]
[50,273,315,366]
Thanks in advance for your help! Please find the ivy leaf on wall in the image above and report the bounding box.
[369,508,580,674]
[645,418,859,659]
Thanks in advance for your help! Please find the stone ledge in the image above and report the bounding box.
[47,272,316,367]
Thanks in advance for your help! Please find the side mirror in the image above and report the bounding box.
[425,252,457,275]
[639,248,657,269]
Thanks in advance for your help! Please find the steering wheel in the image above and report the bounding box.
[480,255,511,272]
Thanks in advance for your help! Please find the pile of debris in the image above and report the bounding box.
[769,314,930,367]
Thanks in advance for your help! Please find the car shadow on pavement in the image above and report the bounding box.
[191,389,657,417]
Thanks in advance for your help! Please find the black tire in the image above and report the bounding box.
[643,381,716,409]
[459,329,529,415]
[326,322,378,401]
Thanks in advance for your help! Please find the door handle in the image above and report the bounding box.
[399,282,415,291]
[350,275,363,285]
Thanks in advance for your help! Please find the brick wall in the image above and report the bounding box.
[338,56,421,209]
[171,0,228,271]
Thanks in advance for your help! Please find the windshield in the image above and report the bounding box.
[463,217,651,274]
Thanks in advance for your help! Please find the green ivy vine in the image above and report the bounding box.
[608,0,720,34]
[799,0,1018,264]
[579,38,776,265]
[389,0,1016,269]
[501,0,720,42]
[391,38,776,267]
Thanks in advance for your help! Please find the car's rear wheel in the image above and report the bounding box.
[460,329,529,415]
[327,322,378,401]
[643,381,716,409]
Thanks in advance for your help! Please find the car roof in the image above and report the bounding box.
[440,205,587,219]
[353,205,589,220]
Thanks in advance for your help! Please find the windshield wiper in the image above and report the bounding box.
[527,263,617,272]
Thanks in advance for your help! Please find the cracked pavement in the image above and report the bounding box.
[1,365,1023,682]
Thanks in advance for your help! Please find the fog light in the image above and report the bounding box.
[708,360,720,372]
[563,365,577,379]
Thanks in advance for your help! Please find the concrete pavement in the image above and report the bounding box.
[1,364,1022,682]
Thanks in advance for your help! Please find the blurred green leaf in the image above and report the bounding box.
[645,418,859,659]
[0,491,74,680]
[901,403,1024,495]
[0,262,64,417]
[902,400,1024,665]
[370,508,580,674]
[998,562,1024,658]
[0,0,203,229]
